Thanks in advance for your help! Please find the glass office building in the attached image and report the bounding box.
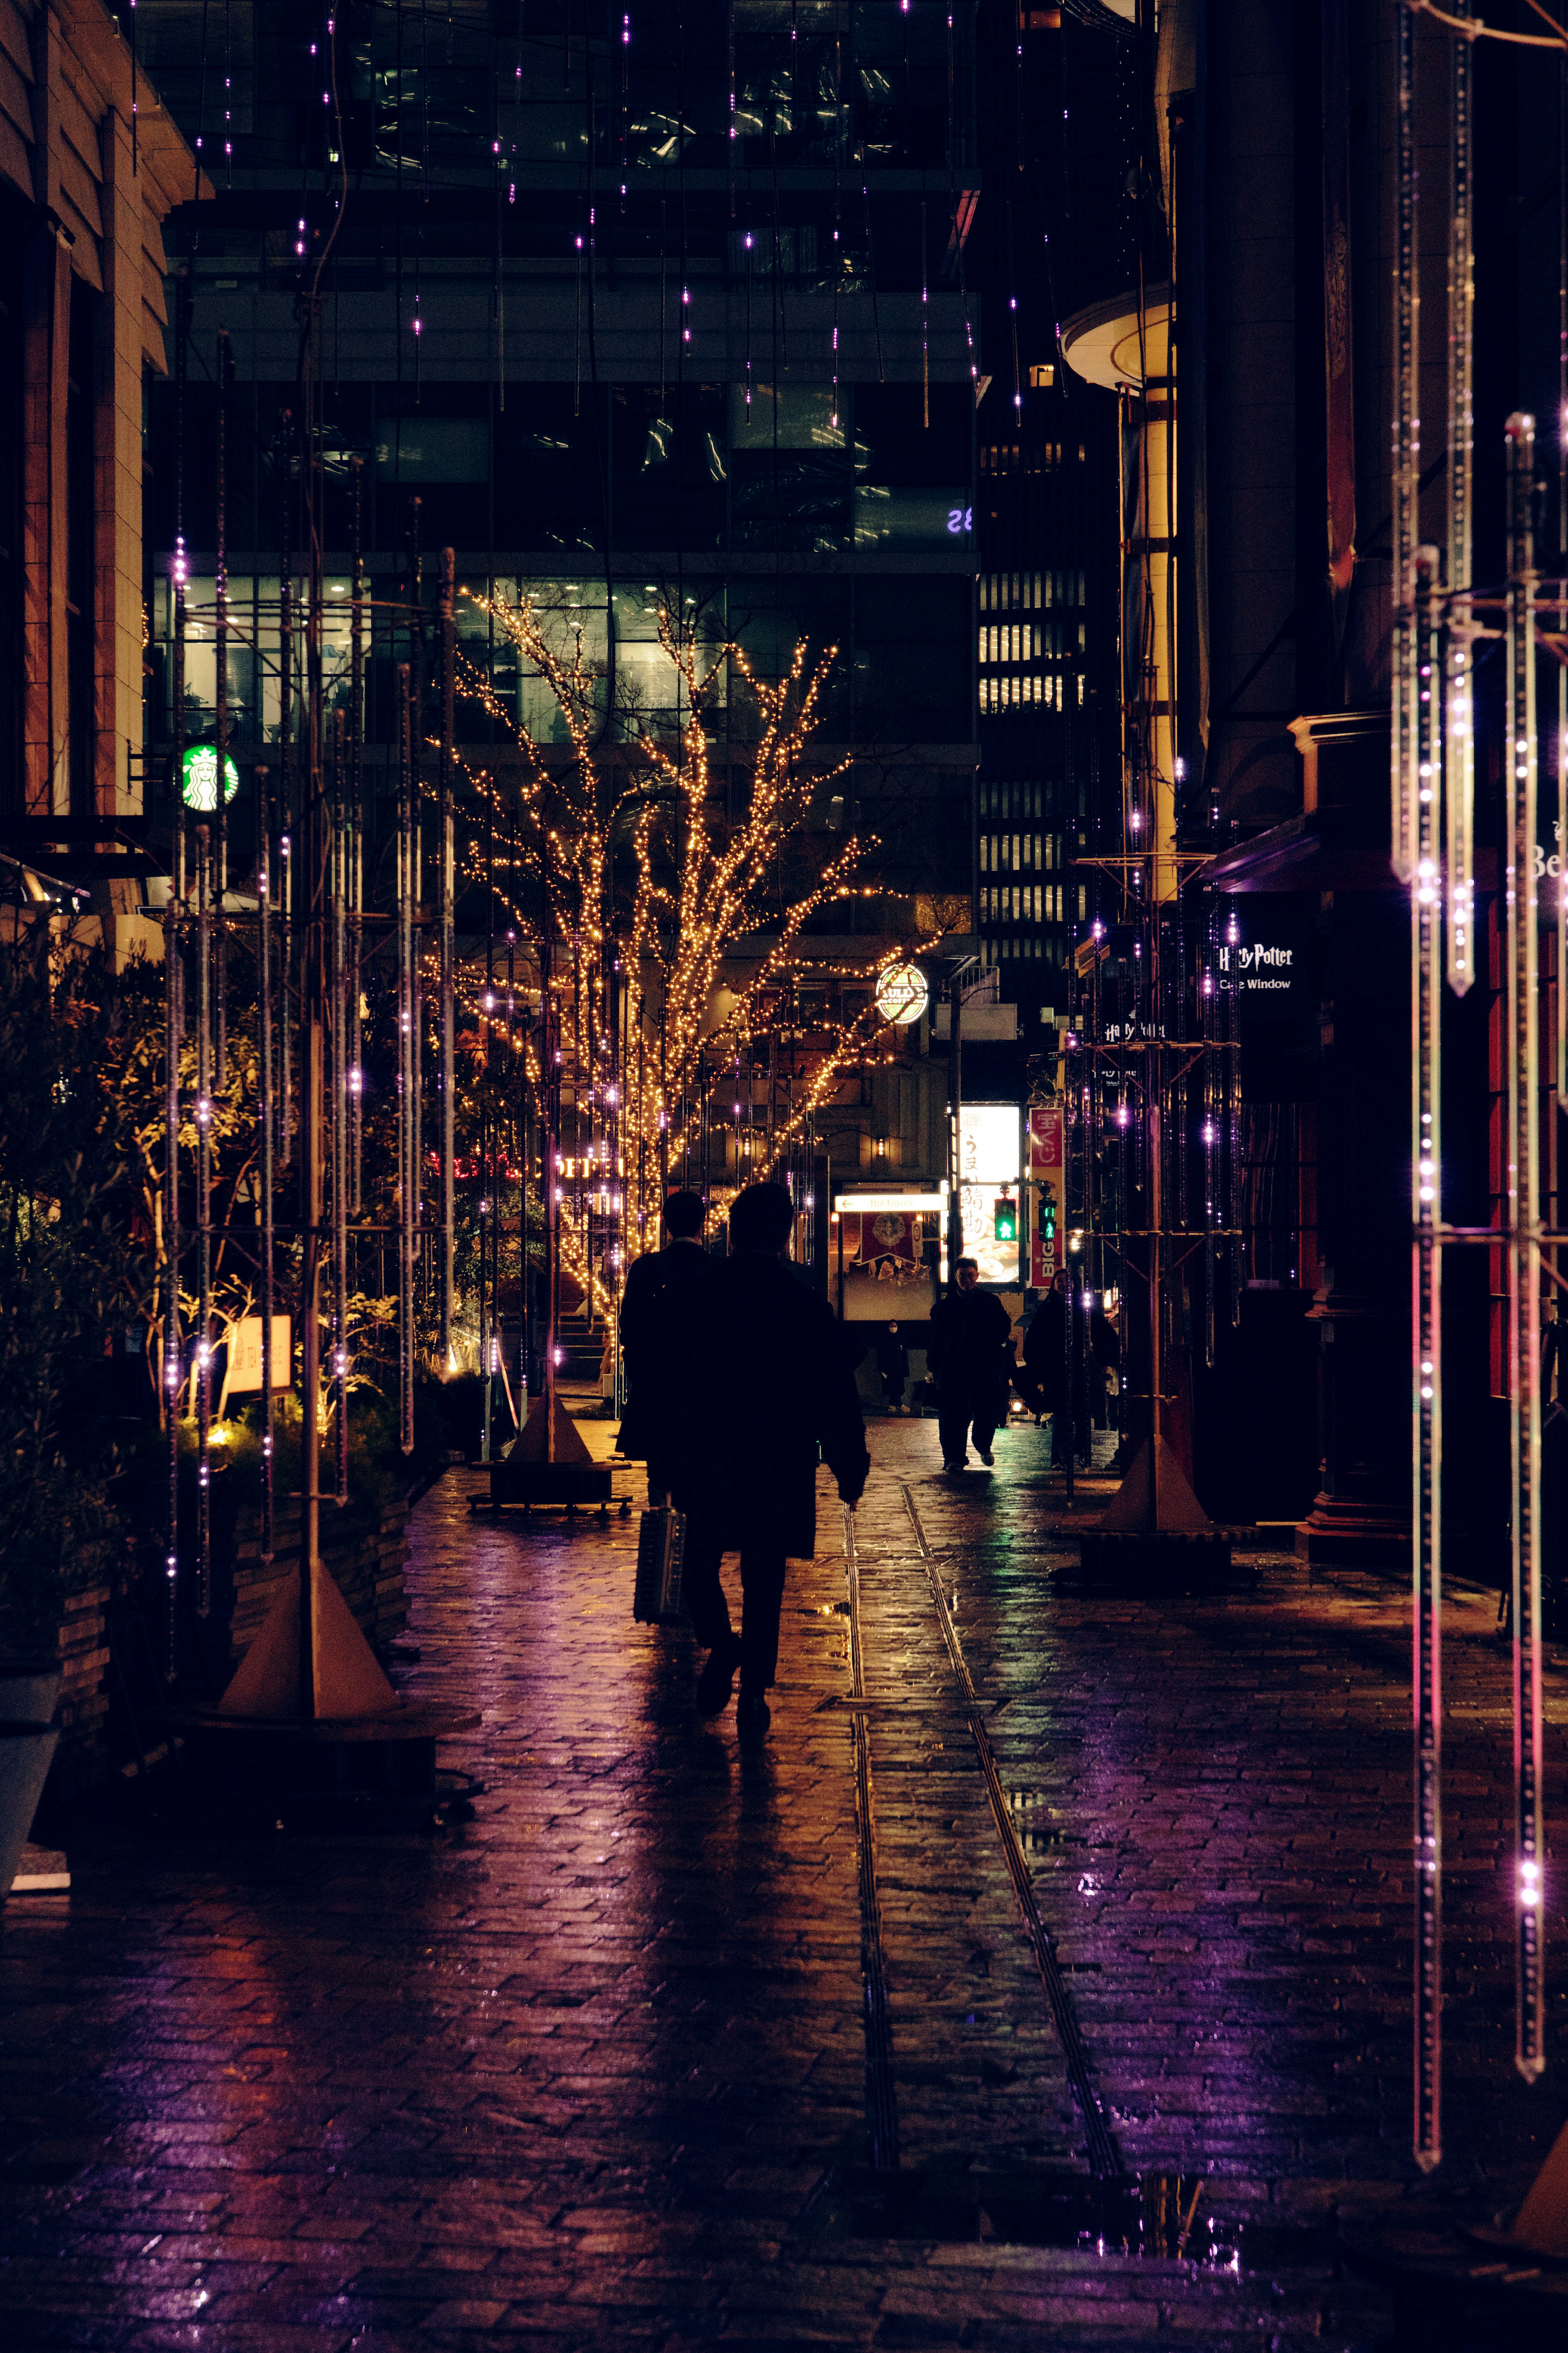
[136,0,981,915]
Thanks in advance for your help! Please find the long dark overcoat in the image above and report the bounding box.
[616,1241,716,1466]
[670,1251,870,1558]
[928,1284,1014,1408]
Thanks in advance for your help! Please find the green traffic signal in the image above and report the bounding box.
[993,1195,1017,1243]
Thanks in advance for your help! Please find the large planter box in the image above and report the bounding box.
[36,1495,411,1806]
[50,1586,111,1802]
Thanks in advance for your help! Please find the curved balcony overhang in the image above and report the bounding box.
[1060,285,1172,394]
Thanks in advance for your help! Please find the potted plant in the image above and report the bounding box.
[0,936,147,1865]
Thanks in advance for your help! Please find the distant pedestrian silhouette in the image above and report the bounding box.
[929,1256,1013,1470]
[875,1321,910,1413]
[674,1181,869,1740]
[617,1190,713,1498]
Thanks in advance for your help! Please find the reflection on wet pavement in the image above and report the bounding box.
[0,1418,1563,2348]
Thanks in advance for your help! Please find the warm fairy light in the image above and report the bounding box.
[446,583,954,1320]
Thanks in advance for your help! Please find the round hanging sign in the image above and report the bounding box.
[875,964,929,1026]
[181,744,241,812]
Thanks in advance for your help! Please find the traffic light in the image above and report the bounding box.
[993,1193,1018,1244]
[1040,1185,1058,1241]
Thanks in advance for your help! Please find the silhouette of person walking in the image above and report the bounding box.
[875,1321,910,1414]
[928,1255,1013,1470]
[674,1181,869,1740]
[617,1189,713,1499]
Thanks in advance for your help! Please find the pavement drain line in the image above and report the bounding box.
[898,1480,1126,2189]
[844,1502,900,2174]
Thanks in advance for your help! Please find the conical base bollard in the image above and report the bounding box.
[1078,1434,1237,1581]
[483,1390,614,1517]
[174,1555,479,1827]
[218,1559,397,1722]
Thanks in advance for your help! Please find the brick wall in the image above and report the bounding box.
[46,1501,410,1801]
[228,1502,411,1671]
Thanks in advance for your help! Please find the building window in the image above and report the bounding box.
[980,676,1067,713]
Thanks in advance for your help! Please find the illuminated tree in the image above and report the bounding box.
[452,587,944,1311]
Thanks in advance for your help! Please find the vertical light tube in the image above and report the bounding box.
[1560,56,1568,1098]
[165,536,188,1679]
[1203,901,1217,1367]
[439,547,457,1364]
[214,332,230,1097]
[256,763,275,1566]
[349,466,366,1212]
[331,709,350,1507]
[298,428,326,1707]
[278,440,294,1161]
[1412,546,1443,2172]
[1446,25,1476,999]
[194,813,212,1615]
[482,809,497,1466]
[543,932,559,1460]
[1392,4,1420,886]
[397,664,417,1456]
[1226,899,1242,1325]
[1505,415,1546,2083]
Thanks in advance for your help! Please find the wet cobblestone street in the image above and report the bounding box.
[2,1421,1566,2350]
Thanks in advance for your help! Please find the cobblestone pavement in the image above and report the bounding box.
[2,1418,1566,2350]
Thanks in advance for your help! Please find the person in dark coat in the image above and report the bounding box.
[874,1321,910,1413]
[1085,1291,1119,1432]
[674,1180,869,1740]
[1022,1272,1104,1466]
[616,1190,713,1497]
[928,1256,1014,1471]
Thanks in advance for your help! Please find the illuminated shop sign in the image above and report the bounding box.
[875,964,929,1025]
[1218,939,1295,994]
[181,744,241,811]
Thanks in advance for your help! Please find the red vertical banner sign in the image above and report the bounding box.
[1028,1106,1065,1288]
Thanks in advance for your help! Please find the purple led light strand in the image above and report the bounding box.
[1412,543,1443,2172]
[1446,12,1476,1003]
[1391,6,1419,888]
[256,759,275,1567]
[1504,412,1546,2086]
